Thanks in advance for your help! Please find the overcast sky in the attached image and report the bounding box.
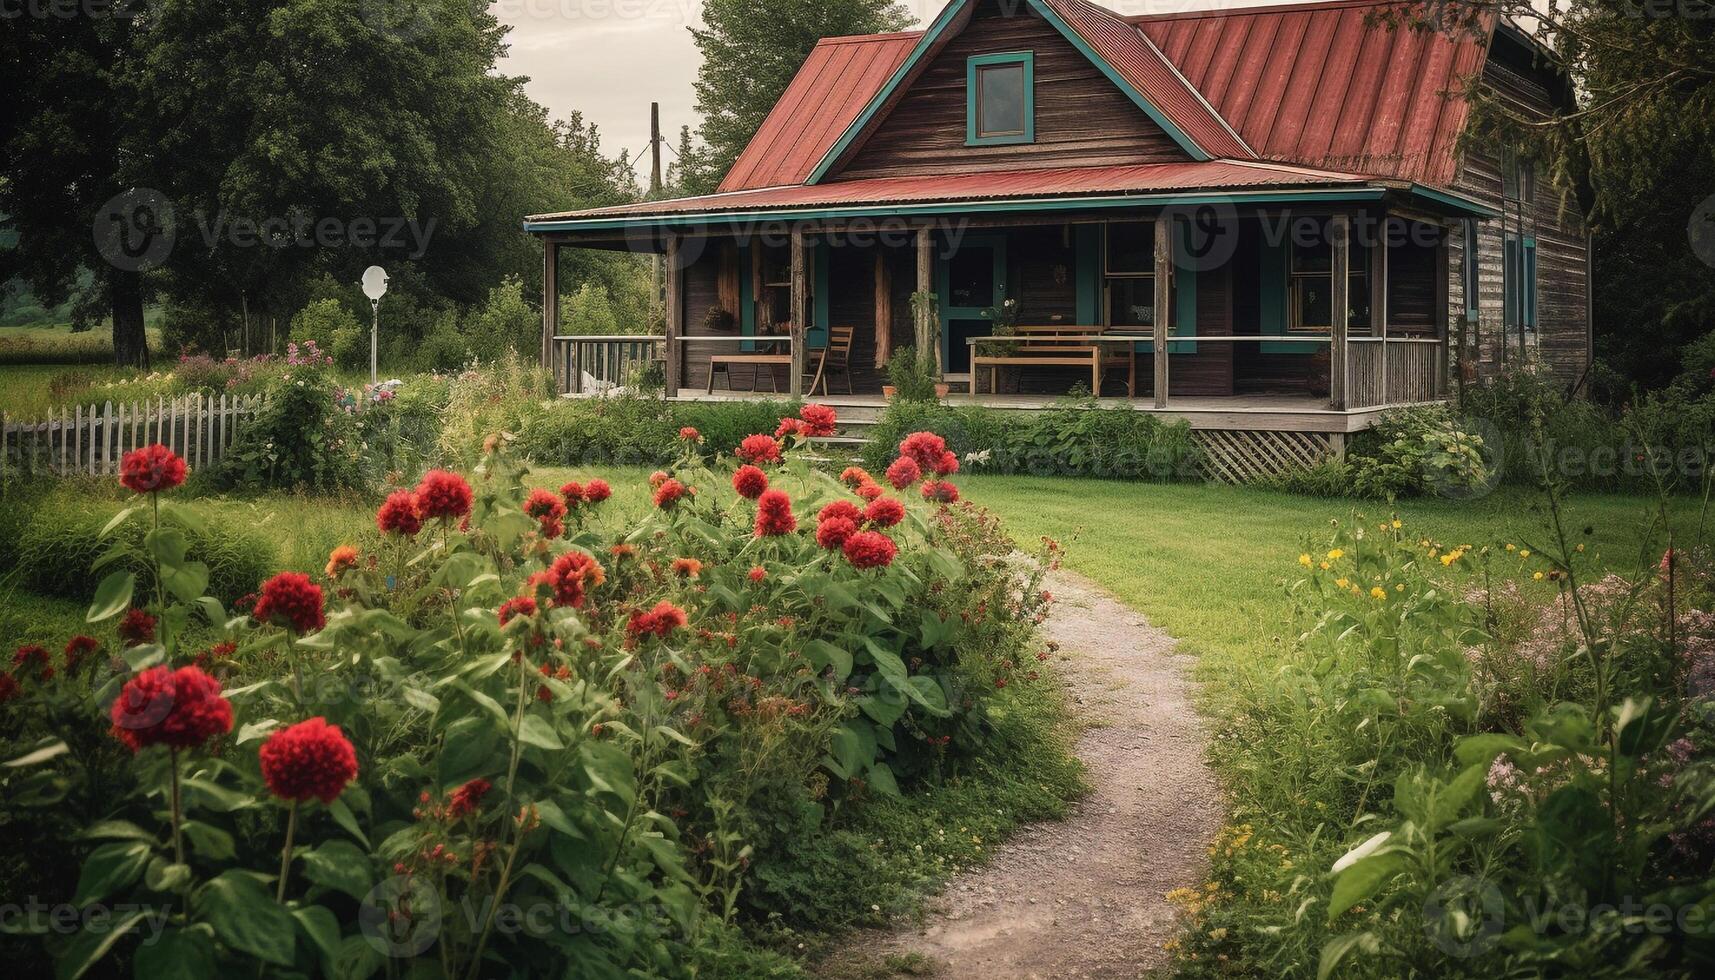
[493,0,1302,181]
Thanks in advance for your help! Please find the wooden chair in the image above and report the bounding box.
[807,325,855,395]
[971,324,1136,397]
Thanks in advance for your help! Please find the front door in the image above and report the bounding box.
[936,234,1006,374]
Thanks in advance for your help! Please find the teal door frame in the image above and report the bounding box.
[935,233,1007,367]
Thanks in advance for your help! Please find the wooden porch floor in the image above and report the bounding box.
[592,390,1445,434]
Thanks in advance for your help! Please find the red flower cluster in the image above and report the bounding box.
[899,432,948,470]
[933,451,959,475]
[63,635,100,672]
[12,644,52,682]
[671,557,703,578]
[679,426,702,442]
[818,500,863,525]
[524,488,567,539]
[118,608,156,647]
[754,489,797,537]
[737,434,782,465]
[253,572,326,635]
[798,404,838,438]
[119,444,187,494]
[747,565,767,583]
[732,464,769,500]
[582,479,612,504]
[446,778,491,819]
[816,516,858,550]
[839,466,872,488]
[654,477,689,509]
[415,470,473,521]
[864,496,906,528]
[627,601,688,640]
[921,480,961,504]
[885,456,921,489]
[110,665,232,752]
[498,595,538,627]
[843,531,898,570]
[775,417,804,439]
[856,482,884,502]
[259,717,359,804]
[0,674,18,703]
[376,491,422,536]
[546,550,606,609]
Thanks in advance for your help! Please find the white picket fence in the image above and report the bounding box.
[1,394,266,478]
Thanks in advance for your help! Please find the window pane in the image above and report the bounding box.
[1107,277,1156,328]
[1106,221,1155,275]
[947,245,995,308]
[1294,276,1330,330]
[978,64,1025,136]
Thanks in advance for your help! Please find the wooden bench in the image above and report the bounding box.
[971,324,1137,397]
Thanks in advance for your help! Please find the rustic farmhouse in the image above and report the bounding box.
[524,0,1587,459]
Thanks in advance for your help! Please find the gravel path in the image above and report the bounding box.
[833,569,1223,979]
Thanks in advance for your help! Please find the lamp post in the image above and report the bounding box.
[361,266,389,384]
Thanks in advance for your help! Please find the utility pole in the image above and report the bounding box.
[649,102,665,325]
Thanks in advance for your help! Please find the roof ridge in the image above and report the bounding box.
[816,30,925,45]
[1127,0,1401,24]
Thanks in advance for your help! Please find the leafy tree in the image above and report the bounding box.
[686,0,913,192]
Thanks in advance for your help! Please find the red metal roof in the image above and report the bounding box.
[717,33,919,193]
[1133,0,1493,187]
[1037,0,1252,159]
[530,159,1380,224]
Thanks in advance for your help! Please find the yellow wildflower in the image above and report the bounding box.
[1520,549,1531,558]
[1299,554,1313,567]
[1327,548,1345,560]
[1391,519,1403,529]
[1533,571,1545,581]
[1336,577,1350,589]
[1370,586,1388,600]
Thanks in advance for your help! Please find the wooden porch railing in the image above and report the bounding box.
[1347,337,1447,409]
[551,335,665,395]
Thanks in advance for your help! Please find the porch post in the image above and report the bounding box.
[915,226,936,374]
[1329,214,1350,411]
[1434,228,1451,397]
[541,239,559,385]
[664,234,681,398]
[790,226,808,397]
[1375,213,1390,405]
[1152,217,1172,408]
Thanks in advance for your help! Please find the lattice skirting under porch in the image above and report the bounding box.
[1193,430,1339,484]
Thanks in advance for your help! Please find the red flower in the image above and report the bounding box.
[12,644,52,682]
[547,550,606,609]
[737,434,782,465]
[754,489,797,537]
[843,531,898,570]
[934,451,960,476]
[118,608,156,647]
[259,717,359,804]
[816,516,858,550]
[627,601,688,640]
[446,778,491,819]
[798,404,838,438]
[818,500,863,525]
[582,479,612,504]
[732,464,769,500]
[864,497,906,528]
[748,566,767,583]
[498,595,538,626]
[839,466,872,488]
[856,482,884,502]
[559,480,584,506]
[921,480,961,504]
[900,432,948,471]
[654,477,689,509]
[649,470,670,488]
[414,469,473,521]
[376,491,422,536]
[253,572,326,635]
[886,456,922,489]
[775,417,805,439]
[110,665,232,752]
[671,557,703,578]
[679,426,702,442]
[119,444,187,494]
[525,488,567,538]
[63,635,100,672]
[0,674,18,703]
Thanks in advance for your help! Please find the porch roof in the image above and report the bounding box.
[524,159,1494,234]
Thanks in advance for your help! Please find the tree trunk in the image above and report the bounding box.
[110,270,150,369]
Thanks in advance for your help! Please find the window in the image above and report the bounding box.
[966,52,1034,146]
[1504,233,1539,344]
[1103,221,1155,328]
[1501,147,1535,205]
[1463,219,1480,318]
[1288,219,1369,333]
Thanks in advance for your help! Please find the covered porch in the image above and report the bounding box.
[526,168,1492,427]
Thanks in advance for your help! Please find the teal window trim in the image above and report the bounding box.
[1522,236,1537,331]
[1169,220,1197,354]
[739,244,756,352]
[811,242,830,348]
[1075,225,1101,325]
[1503,232,1520,329]
[966,52,1035,147]
[1259,235,1315,354]
[1463,220,1480,318]
[935,232,1007,366]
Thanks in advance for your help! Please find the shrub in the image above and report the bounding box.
[291,298,363,352]
[436,352,553,468]
[414,312,470,373]
[463,276,536,363]
[885,346,940,403]
[208,366,365,491]
[518,396,803,468]
[1342,406,1494,499]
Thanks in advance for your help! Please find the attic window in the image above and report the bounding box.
[967,52,1034,146]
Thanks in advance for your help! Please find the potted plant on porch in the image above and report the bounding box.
[903,291,950,398]
[885,345,940,403]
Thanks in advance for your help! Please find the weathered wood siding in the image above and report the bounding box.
[833,1,1190,181]
[1448,44,1590,384]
